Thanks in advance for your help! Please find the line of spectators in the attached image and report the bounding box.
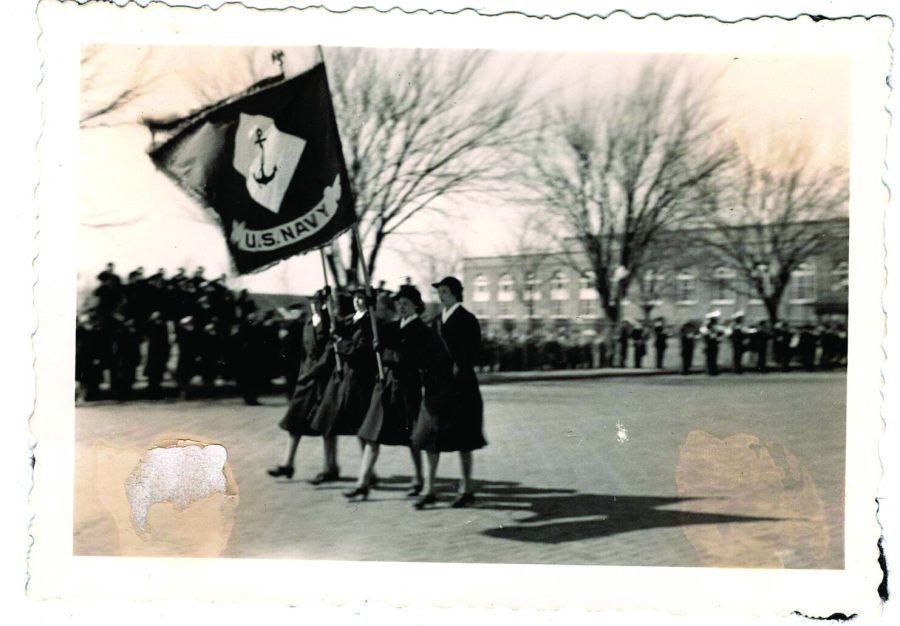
[76,264,849,403]
[475,313,847,375]
[76,262,299,402]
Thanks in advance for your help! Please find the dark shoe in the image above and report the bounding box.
[451,492,475,508]
[369,473,379,487]
[343,486,369,500]
[413,493,437,510]
[267,465,294,479]
[308,468,340,485]
[406,482,424,497]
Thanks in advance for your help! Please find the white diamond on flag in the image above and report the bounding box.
[232,113,306,214]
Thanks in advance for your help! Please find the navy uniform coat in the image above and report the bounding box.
[310,312,378,437]
[412,306,487,453]
[358,317,438,446]
[279,314,334,437]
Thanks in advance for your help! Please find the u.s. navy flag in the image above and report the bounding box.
[149,63,356,274]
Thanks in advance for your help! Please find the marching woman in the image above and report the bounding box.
[266,289,335,481]
[412,276,487,509]
[347,285,435,501]
[309,287,380,476]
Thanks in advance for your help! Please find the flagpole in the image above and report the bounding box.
[317,43,384,383]
[319,247,343,371]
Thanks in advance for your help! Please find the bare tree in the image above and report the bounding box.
[81,45,158,128]
[393,225,468,290]
[497,211,557,328]
[325,48,529,285]
[694,145,848,323]
[517,62,735,326]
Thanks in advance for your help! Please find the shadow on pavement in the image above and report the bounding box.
[467,482,783,544]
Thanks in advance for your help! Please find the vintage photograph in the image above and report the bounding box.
[73,42,850,568]
[28,1,890,615]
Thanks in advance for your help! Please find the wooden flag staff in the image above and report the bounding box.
[352,224,385,382]
[319,247,343,371]
[316,43,385,383]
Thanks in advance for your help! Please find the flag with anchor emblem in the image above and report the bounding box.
[148,62,356,274]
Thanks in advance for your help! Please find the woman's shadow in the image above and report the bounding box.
[380,477,783,545]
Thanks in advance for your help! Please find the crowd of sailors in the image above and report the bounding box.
[75,264,848,404]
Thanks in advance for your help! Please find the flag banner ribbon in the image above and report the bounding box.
[148,62,356,274]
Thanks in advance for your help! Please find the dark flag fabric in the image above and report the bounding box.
[149,62,356,274]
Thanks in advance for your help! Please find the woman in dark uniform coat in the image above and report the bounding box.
[411,276,487,509]
[346,286,432,500]
[310,288,380,473]
[267,290,334,481]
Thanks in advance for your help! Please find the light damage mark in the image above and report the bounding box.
[126,442,228,533]
[615,421,629,443]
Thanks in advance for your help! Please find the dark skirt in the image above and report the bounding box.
[412,369,487,453]
[278,379,324,437]
[357,372,421,447]
[309,367,376,437]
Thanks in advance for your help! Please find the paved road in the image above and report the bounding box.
[74,372,845,568]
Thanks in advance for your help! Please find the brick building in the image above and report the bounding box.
[462,219,849,337]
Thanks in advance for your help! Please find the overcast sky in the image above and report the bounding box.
[78,45,849,298]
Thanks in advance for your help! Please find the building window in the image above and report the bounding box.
[550,270,570,301]
[674,271,697,305]
[551,299,567,317]
[576,272,598,317]
[579,271,598,299]
[473,274,490,303]
[642,270,665,305]
[711,267,736,305]
[790,263,817,303]
[498,273,515,303]
[578,298,598,317]
[523,272,542,302]
[831,261,849,291]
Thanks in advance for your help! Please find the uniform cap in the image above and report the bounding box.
[393,284,425,313]
[431,276,464,295]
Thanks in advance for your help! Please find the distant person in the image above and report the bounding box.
[773,321,792,372]
[175,315,199,399]
[753,319,771,373]
[701,311,723,376]
[143,310,171,399]
[111,317,140,401]
[798,323,819,372]
[76,313,103,401]
[729,312,747,374]
[819,321,838,370]
[653,318,668,369]
[631,322,647,369]
[617,321,631,368]
[97,262,122,288]
[836,322,848,365]
[679,321,697,374]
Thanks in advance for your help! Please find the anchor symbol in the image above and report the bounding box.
[251,127,278,185]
